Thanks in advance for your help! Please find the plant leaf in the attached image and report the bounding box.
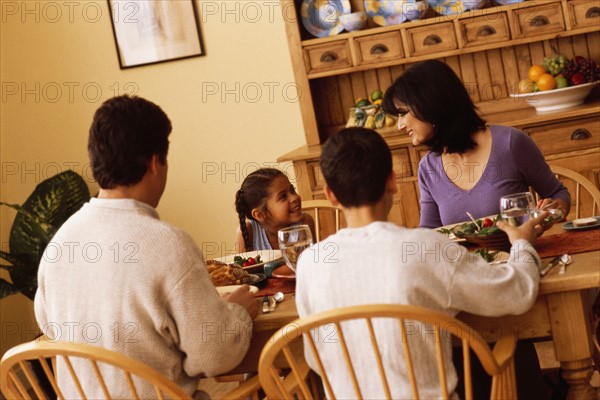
[2,170,90,300]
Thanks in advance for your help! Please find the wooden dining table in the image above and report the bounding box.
[227,229,600,400]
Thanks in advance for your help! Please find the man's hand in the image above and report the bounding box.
[222,285,259,318]
[497,212,548,244]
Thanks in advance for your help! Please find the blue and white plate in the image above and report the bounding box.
[301,0,351,38]
[364,0,429,26]
[493,0,524,5]
[427,0,488,15]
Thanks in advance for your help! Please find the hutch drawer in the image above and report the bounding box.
[458,12,511,48]
[303,40,352,74]
[525,117,600,155]
[511,2,566,38]
[354,31,404,66]
[566,0,600,29]
[404,22,458,56]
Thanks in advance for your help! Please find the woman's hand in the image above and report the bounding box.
[535,198,570,234]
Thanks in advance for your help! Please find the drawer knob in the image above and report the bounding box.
[571,129,592,140]
[423,35,442,46]
[530,15,550,27]
[477,26,496,37]
[370,44,389,54]
[320,51,338,62]
[586,7,600,18]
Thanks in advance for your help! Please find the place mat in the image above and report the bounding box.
[255,278,296,297]
[534,228,600,259]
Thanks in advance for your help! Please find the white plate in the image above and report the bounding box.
[213,250,282,270]
[215,285,259,295]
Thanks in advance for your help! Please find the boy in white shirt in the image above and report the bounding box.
[295,127,547,398]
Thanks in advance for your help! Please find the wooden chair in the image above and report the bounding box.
[302,200,343,241]
[532,165,600,219]
[258,304,518,400]
[0,339,260,400]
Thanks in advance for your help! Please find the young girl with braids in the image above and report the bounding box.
[235,168,315,252]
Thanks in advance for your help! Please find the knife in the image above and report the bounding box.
[539,256,561,277]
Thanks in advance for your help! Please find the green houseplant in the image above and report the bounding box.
[0,170,90,300]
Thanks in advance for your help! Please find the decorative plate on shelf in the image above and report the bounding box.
[427,0,488,15]
[364,0,428,26]
[509,81,599,113]
[301,0,351,38]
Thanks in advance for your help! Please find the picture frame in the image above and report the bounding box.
[108,0,204,69]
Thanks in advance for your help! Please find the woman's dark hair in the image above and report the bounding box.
[235,168,286,251]
[88,95,171,189]
[382,60,486,154]
[320,127,392,207]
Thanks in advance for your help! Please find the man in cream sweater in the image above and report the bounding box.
[295,127,547,399]
[35,95,257,398]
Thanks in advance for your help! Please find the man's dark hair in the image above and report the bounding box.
[382,59,486,154]
[88,95,171,189]
[320,127,392,207]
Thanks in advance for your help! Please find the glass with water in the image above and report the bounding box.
[499,192,535,226]
[277,224,313,272]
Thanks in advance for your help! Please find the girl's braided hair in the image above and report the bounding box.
[235,168,285,251]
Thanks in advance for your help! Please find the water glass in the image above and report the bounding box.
[277,224,313,272]
[499,192,535,226]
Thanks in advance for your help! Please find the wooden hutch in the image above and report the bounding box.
[277,0,600,230]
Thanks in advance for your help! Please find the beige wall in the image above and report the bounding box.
[0,0,306,355]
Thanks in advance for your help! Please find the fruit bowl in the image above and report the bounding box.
[509,81,599,112]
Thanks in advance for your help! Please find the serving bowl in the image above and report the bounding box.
[339,11,368,31]
[364,0,428,26]
[451,221,511,251]
[509,81,599,112]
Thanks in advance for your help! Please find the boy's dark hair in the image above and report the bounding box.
[320,128,392,207]
[382,59,486,154]
[235,168,286,251]
[88,95,171,189]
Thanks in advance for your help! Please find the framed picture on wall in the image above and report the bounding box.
[108,0,204,69]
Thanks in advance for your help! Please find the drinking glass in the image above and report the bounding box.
[277,224,313,273]
[499,192,535,226]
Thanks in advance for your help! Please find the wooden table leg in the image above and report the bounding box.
[560,359,596,400]
[547,290,598,400]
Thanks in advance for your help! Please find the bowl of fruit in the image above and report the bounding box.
[510,55,600,112]
[451,216,511,251]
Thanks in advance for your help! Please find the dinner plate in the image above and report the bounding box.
[562,216,600,231]
[364,0,428,26]
[301,0,350,38]
[215,285,259,295]
[213,250,282,273]
[271,265,296,280]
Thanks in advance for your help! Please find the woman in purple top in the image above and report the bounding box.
[382,60,570,229]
